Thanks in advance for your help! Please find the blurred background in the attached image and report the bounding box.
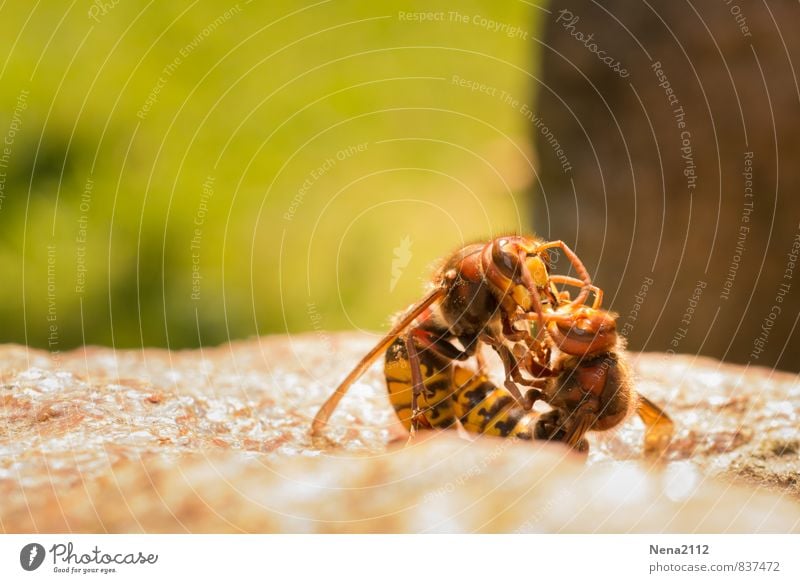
[0,1,797,371]
[0,0,538,351]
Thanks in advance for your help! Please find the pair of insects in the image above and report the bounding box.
[311,236,673,456]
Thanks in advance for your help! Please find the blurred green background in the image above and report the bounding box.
[0,0,543,350]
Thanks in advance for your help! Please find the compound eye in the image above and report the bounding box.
[556,321,599,347]
[558,321,591,338]
[492,239,521,278]
[551,312,617,355]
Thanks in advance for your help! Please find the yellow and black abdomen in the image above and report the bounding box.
[451,367,534,440]
[384,338,458,431]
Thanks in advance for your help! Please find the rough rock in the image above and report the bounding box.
[0,333,798,532]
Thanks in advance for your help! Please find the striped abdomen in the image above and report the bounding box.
[451,366,535,440]
[384,338,458,431]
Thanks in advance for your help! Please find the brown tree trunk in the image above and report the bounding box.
[533,1,800,371]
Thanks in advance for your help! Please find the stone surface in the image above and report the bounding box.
[0,332,798,532]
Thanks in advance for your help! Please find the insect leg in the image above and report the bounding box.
[547,275,604,309]
[481,335,542,410]
[518,349,557,379]
[562,411,595,450]
[535,409,592,453]
[471,342,488,375]
[310,286,444,441]
[535,240,592,307]
[404,332,426,438]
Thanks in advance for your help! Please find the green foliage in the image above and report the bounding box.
[0,0,542,349]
